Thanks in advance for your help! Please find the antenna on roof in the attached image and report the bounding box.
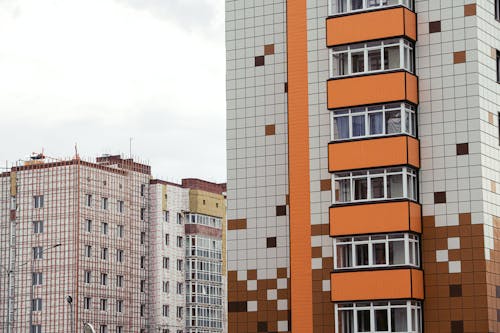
[129,137,133,158]
[74,143,80,160]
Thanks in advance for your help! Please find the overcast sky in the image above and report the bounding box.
[0,0,226,183]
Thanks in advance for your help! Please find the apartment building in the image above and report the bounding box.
[226,0,500,332]
[0,155,226,333]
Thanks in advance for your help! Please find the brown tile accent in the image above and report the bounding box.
[255,56,265,66]
[434,192,447,204]
[228,301,247,312]
[451,320,464,333]
[284,82,288,93]
[276,205,287,216]
[311,224,329,236]
[257,321,268,332]
[277,268,287,279]
[489,112,495,124]
[491,181,497,193]
[456,143,469,155]
[454,51,466,64]
[247,269,257,280]
[228,218,247,230]
[264,44,275,55]
[429,21,441,33]
[311,247,322,258]
[266,237,277,248]
[320,179,331,191]
[265,124,276,136]
[496,286,500,298]
[450,284,462,297]
[459,213,471,225]
[464,3,476,16]
[285,194,290,205]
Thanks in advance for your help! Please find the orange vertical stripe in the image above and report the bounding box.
[286,0,313,332]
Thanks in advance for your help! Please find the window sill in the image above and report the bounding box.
[330,133,417,145]
[328,68,413,81]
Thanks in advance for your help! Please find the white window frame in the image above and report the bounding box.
[33,195,44,209]
[330,39,414,78]
[332,167,417,204]
[32,298,42,311]
[331,103,416,141]
[334,300,422,333]
[33,247,43,259]
[33,220,44,234]
[85,219,92,233]
[116,275,123,287]
[333,233,420,269]
[32,272,43,286]
[329,0,414,16]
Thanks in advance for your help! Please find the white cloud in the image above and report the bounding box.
[0,0,226,182]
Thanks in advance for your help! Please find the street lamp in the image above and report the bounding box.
[2,243,61,333]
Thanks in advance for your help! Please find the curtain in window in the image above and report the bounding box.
[334,117,350,139]
[352,115,365,137]
[369,112,383,135]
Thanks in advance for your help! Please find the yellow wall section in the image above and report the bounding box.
[162,184,167,211]
[10,172,16,196]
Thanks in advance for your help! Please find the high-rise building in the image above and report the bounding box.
[0,155,226,333]
[226,0,500,332]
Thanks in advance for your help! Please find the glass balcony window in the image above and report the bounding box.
[330,39,414,78]
[334,233,420,269]
[329,0,414,16]
[332,103,416,141]
[333,167,417,204]
[335,301,422,333]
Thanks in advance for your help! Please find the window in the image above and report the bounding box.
[330,39,414,78]
[177,259,183,271]
[140,232,145,244]
[335,233,420,269]
[333,167,417,204]
[116,300,123,313]
[177,236,183,248]
[118,200,124,213]
[31,325,42,333]
[33,247,43,259]
[117,225,124,238]
[101,273,108,285]
[85,219,92,232]
[100,325,107,333]
[140,208,146,221]
[101,247,108,260]
[116,250,124,263]
[164,210,170,222]
[101,222,108,235]
[32,272,43,286]
[496,49,500,83]
[177,282,183,295]
[85,194,92,207]
[32,298,42,311]
[336,301,422,333]
[140,304,146,317]
[165,234,170,246]
[116,275,123,287]
[163,257,170,269]
[140,256,145,268]
[496,0,500,21]
[163,281,170,293]
[176,306,183,319]
[140,184,146,197]
[163,305,170,317]
[101,197,108,210]
[116,327,123,333]
[100,299,107,311]
[33,195,44,208]
[140,280,146,292]
[84,270,91,283]
[33,220,43,234]
[177,213,183,224]
[332,103,416,141]
[329,0,414,15]
[85,245,92,258]
[84,297,91,310]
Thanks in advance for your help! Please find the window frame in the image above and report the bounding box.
[334,300,422,333]
[33,220,44,234]
[331,103,416,141]
[330,38,415,78]
[334,233,420,270]
[329,0,415,16]
[332,167,418,204]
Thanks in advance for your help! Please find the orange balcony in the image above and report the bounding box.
[327,7,416,47]
[329,136,420,172]
[327,71,418,109]
[331,268,423,302]
[330,200,421,236]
